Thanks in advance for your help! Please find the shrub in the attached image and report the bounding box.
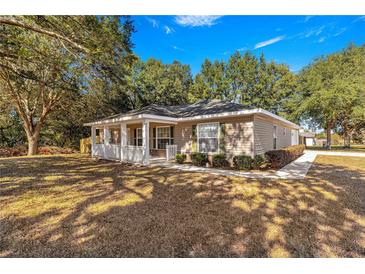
[191,152,208,166]
[252,154,265,169]
[175,153,186,164]
[265,144,305,168]
[212,153,229,168]
[233,155,253,170]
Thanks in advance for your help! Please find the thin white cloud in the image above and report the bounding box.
[333,27,347,37]
[303,16,314,23]
[352,16,365,23]
[318,37,326,43]
[172,45,184,51]
[222,51,230,55]
[303,25,326,38]
[164,25,175,35]
[254,36,285,49]
[174,16,222,27]
[146,17,159,28]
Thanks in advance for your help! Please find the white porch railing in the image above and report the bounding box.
[93,144,121,160]
[121,145,144,163]
[166,145,177,161]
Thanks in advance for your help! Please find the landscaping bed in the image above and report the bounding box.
[174,145,305,171]
[0,146,77,158]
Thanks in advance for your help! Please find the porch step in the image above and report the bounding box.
[149,157,166,163]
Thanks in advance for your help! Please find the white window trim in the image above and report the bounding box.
[155,126,172,150]
[109,127,121,145]
[197,122,220,154]
[135,128,143,147]
[273,125,278,149]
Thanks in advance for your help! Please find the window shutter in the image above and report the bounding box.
[192,125,197,152]
[219,123,226,153]
[192,125,197,138]
[134,128,137,146]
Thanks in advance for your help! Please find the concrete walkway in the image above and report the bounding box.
[275,150,318,179]
[153,150,365,180]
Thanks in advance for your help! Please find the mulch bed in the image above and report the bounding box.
[0,146,77,157]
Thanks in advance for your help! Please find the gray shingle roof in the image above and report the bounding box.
[98,99,253,122]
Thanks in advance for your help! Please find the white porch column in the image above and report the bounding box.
[142,120,150,165]
[91,126,96,157]
[120,123,127,161]
[104,126,110,145]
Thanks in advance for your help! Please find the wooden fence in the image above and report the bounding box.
[80,137,92,154]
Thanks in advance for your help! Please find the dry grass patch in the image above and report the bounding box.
[0,154,364,257]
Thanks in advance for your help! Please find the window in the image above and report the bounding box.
[197,123,219,153]
[110,128,120,144]
[283,127,286,136]
[134,128,142,146]
[154,126,174,149]
[273,125,277,149]
[95,128,104,144]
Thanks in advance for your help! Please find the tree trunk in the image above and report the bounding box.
[326,122,332,149]
[27,134,40,155]
[342,119,351,148]
[26,126,42,156]
[343,133,351,148]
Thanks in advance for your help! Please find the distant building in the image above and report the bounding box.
[299,130,316,146]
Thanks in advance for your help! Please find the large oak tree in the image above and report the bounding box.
[296,44,365,148]
[0,16,135,155]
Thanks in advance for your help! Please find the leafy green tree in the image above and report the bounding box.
[130,58,193,107]
[296,44,365,148]
[190,59,231,101]
[190,51,297,118]
[0,102,26,147]
[0,16,135,155]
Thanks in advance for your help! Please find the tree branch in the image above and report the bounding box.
[0,17,89,53]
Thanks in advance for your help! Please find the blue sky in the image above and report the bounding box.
[131,15,365,74]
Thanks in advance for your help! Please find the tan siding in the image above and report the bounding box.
[254,116,273,155]
[278,125,292,148]
[174,115,254,157]
[254,114,297,155]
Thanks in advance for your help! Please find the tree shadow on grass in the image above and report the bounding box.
[0,155,365,257]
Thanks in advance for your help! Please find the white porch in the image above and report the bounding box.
[90,119,177,165]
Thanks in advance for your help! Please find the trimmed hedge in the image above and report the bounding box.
[191,152,208,166]
[233,154,266,170]
[253,155,265,168]
[233,155,253,170]
[212,153,229,168]
[265,144,305,168]
[175,153,186,164]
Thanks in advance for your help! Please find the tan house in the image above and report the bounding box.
[84,100,300,165]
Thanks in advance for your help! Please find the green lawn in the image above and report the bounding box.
[306,144,365,153]
[1,154,364,257]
